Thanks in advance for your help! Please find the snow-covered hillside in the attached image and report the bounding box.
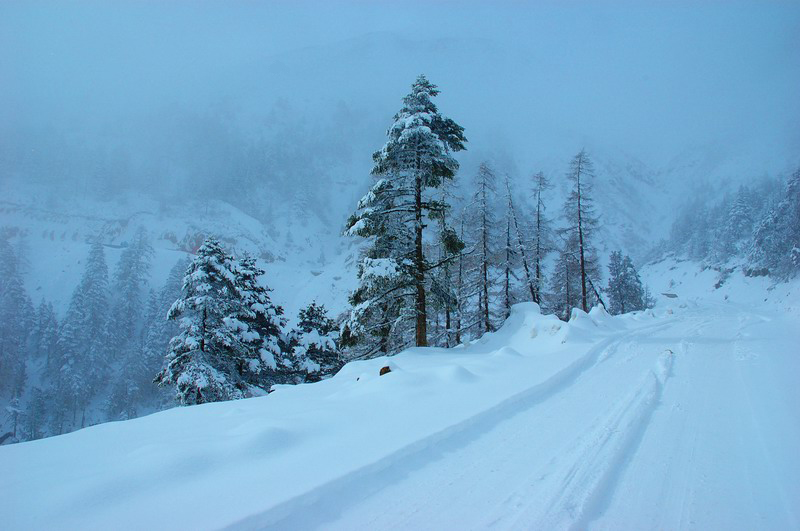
[3,260,798,530]
[0,183,358,319]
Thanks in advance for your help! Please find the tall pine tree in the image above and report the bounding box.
[155,238,292,405]
[155,238,246,405]
[606,251,651,315]
[54,240,110,426]
[344,75,466,352]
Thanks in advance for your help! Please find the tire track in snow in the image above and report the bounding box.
[526,349,675,530]
[224,320,675,531]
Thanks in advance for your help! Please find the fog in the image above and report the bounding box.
[2,0,800,447]
[2,1,798,213]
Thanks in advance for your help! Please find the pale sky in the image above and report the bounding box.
[1,1,797,179]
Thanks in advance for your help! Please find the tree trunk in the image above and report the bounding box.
[576,158,588,312]
[445,305,451,348]
[481,186,491,333]
[565,260,571,320]
[504,216,512,319]
[455,222,464,345]
[379,302,390,354]
[200,307,206,352]
[513,212,536,303]
[534,196,542,303]
[414,169,427,347]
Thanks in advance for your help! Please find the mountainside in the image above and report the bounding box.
[0,183,357,318]
[3,4,798,528]
[2,259,798,530]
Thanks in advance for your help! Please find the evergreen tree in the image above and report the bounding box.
[105,230,155,420]
[23,387,47,441]
[292,302,341,382]
[54,240,110,426]
[155,239,289,404]
[0,238,33,398]
[341,253,408,358]
[80,241,111,395]
[155,237,246,405]
[4,396,22,441]
[725,187,754,255]
[107,228,153,355]
[144,259,187,379]
[345,75,466,351]
[30,300,59,370]
[752,168,800,278]
[130,258,190,414]
[428,184,464,347]
[232,253,291,386]
[606,251,652,315]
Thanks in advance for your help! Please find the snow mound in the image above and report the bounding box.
[0,303,652,530]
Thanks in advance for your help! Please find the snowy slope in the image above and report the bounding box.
[0,182,358,320]
[2,260,798,530]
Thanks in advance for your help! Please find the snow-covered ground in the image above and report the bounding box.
[2,260,798,530]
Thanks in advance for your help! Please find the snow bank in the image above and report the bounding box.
[642,256,800,317]
[0,303,659,530]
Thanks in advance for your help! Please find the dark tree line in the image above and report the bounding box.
[1,233,342,443]
[154,237,341,405]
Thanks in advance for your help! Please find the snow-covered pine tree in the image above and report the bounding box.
[428,183,464,347]
[4,396,22,441]
[561,150,602,313]
[105,229,155,420]
[30,300,59,370]
[0,238,34,398]
[606,251,651,315]
[341,251,408,358]
[23,387,47,441]
[107,228,153,356]
[291,302,341,383]
[155,237,248,405]
[79,241,112,396]
[724,187,754,256]
[53,288,87,424]
[53,240,110,426]
[752,168,800,278]
[133,258,189,413]
[231,253,291,388]
[342,142,414,357]
[345,75,466,351]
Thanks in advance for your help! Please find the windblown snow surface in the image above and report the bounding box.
[2,260,799,530]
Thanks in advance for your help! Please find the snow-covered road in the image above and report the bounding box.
[231,305,800,530]
[3,296,798,531]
